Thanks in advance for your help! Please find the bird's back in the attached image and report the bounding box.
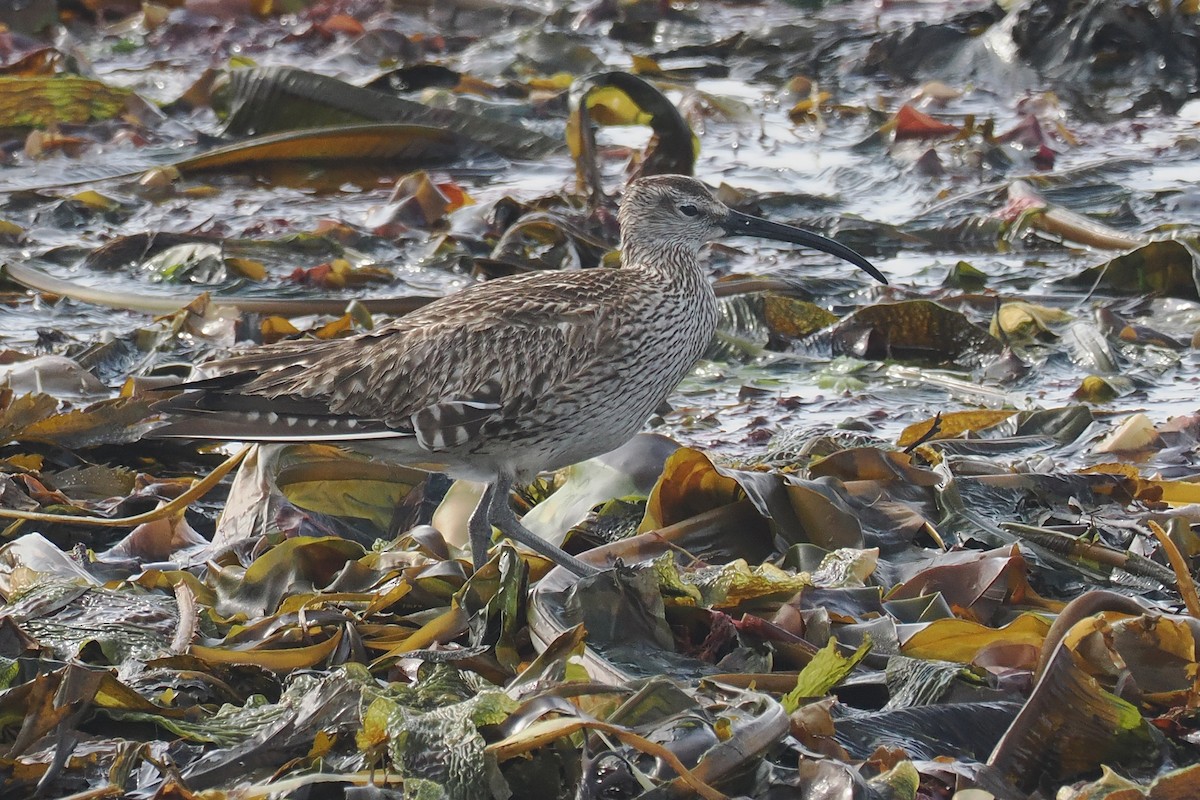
[155,263,718,480]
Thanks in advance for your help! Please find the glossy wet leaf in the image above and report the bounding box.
[260,315,300,343]
[218,66,561,160]
[901,613,1050,664]
[209,536,368,619]
[487,710,731,799]
[0,390,57,441]
[0,357,105,400]
[0,665,178,760]
[885,656,977,708]
[762,294,838,339]
[1063,239,1200,299]
[834,700,1020,762]
[782,637,871,711]
[173,123,481,175]
[1094,413,1161,453]
[1,579,180,663]
[685,558,813,609]
[370,605,469,662]
[943,260,989,290]
[1002,180,1148,251]
[891,104,960,140]
[212,444,427,545]
[487,714,587,759]
[640,447,742,532]
[788,90,834,122]
[989,612,1163,793]
[68,189,121,212]
[224,256,266,281]
[386,688,518,800]
[0,76,131,127]
[1107,613,1199,705]
[0,533,100,594]
[369,170,475,231]
[287,258,394,290]
[151,668,365,760]
[1074,374,1122,403]
[1060,762,1200,800]
[869,760,921,799]
[807,447,940,485]
[897,410,1017,447]
[568,71,697,198]
[781,480,865,550]
[992,301,1073,339]
[17,397,154,448]
[523,433,676,544]
[820,300,1001,364]
[191,629,343,672]
[506,623,588,698]
[275,456,425,531]
[890,546,1043,623]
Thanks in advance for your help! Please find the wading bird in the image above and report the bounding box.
[155,175,886,576]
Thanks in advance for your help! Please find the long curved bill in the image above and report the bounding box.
[723,209,887,284]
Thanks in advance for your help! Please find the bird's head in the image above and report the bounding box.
[618,175,886,284]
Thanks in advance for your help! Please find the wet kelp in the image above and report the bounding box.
[2,0,1200,798]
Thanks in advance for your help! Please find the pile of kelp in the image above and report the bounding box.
[0,0,1199,798]
[1,403,1199,798]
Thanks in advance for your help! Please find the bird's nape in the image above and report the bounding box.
[722,208,887,284]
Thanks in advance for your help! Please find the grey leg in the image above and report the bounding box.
[468,482,497,572]
[488,475,602,577]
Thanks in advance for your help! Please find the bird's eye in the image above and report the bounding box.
[679,204,700,217]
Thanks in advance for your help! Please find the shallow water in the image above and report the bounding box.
[2,0,1199,467]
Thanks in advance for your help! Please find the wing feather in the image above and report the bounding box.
[156,269,633,449]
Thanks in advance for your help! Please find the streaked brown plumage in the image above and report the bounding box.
[155,175,885,576]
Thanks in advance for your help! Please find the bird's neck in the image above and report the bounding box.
[620,240,705,284]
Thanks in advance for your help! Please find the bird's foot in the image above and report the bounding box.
[494,516,602,577]
[467,483,497,573]
[468,478,602,577]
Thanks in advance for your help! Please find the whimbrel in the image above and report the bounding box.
[154,176,885,576]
